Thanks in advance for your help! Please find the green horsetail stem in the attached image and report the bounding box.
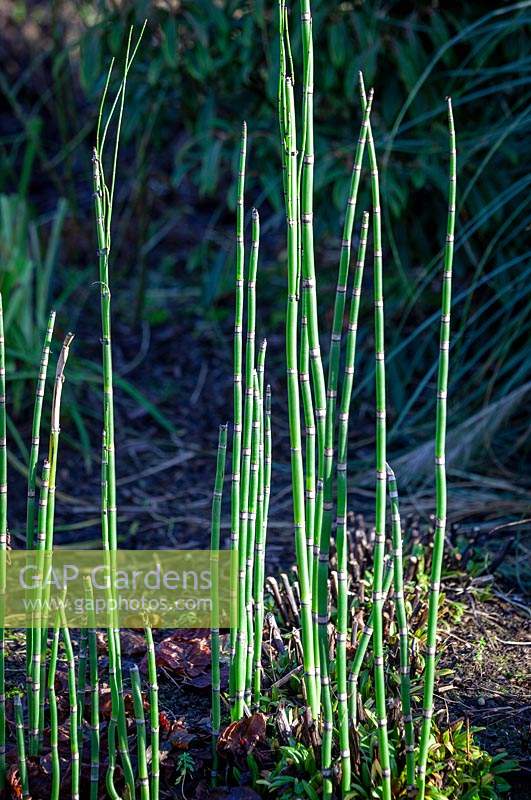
[60,613,80,800]
[359,72,391,800]
[321,91,373,594]
[77,628,88,750]
[47,623,61,800]
[386,463,415,790]
[416,97,456,800]
[243,211,260,710]
[318,92,373,768]
[25,310,55,550]
[93,32,142,793]
[336,212,369,794]
[36,331,74,752]
[263,385,272,546]
[348,561,394,727]
[25,310,55,712]
[300,308,316,586]
[319,635,333,800]
[100,429,124,800]
[83,577,100,800]
[229,122,247,704]
[233,205,259,719]
[245,372,262,703]
[100,436,119,800]
[253,381,271,707]
[29,459,50,755]
[0,296,5,791]
[252,349,268,709]
[297,9,329,701]
[295,3,315,588]
[144,626,159,800]
[14,695,29,800]
[130,665,149,800]
[250,341,267,706]
[280,64,318,718]
[211,424,228,783]
[298,1,327,594]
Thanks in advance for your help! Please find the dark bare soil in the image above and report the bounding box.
[440,585,530,799]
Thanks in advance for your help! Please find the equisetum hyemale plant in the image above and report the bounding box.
[0,8,459,799]
[416,96,456,800]
[212,2,457,799]
[203,0,459,795]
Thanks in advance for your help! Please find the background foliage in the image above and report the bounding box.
[0,0,529,519]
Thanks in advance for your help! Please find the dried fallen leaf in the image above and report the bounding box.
[217,713,267,767]
[6,765,22,799]
[155,634,211,686]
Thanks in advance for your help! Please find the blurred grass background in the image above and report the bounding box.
[0,1,529,560]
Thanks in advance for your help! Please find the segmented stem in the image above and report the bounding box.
[230,121,247,707]
[417,97,456,800]
[29,459,50,756]
[94,65,136,792]
[77,629,88,749]
[360,72,391,800]
[47,623,61,800]
[253,382,271,707]
[60,617,79,800]
[280,65,318,717]
[386,463,415,790]
[14,696,29,800]
[336,212,369,794]
[211,424,227,783]
[84,577,100,800]
[131,665,149,800]
[245,372,262,703]
[300,308,315,585]
[145,626,159,800]
[234,204,259,719]
[348,562,394,727]
[25,310,55,551]
[321,91,373,600]
[37,332,74,752]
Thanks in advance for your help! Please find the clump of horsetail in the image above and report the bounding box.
[278,0,318,720]
[210,424,227,783]
[416,97,456,800]
[130,665,149,800]
[0,296,6,793]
